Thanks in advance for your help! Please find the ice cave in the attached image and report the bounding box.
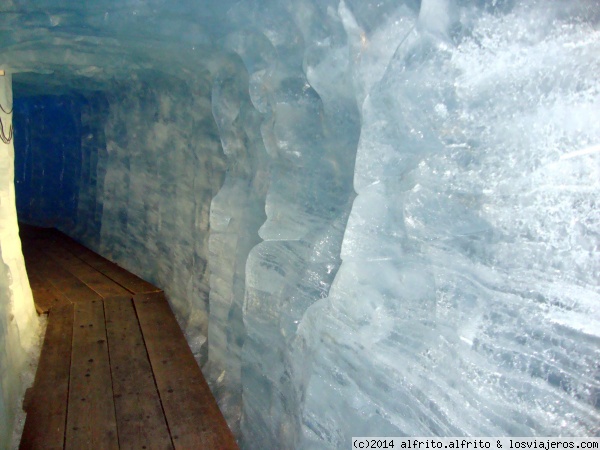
[0,0,599,448]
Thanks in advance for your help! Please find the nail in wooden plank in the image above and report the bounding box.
[20,303,74,450]
[66,300,118,450]
[104,296,173,450]
[134,293,238,450]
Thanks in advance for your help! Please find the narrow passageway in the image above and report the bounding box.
[18,224,238,450]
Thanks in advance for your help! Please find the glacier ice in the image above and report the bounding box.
[0,73,38,450]
[2,0,600,448]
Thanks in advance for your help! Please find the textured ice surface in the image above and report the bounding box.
[0,74,38,450]
[98,76,226,333]
[14,95,84,229]
[3,0,600,448]
[298,1,600,444]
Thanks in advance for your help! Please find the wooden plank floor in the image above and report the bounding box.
[19,225,238,450]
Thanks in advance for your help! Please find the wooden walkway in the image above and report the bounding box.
[18,225,238,450]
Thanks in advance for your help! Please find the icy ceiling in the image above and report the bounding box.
[2,0,600,448]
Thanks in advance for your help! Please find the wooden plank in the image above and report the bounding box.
[134,293,238,450]
[42,244,131,299]
[66,300,118,450]
[30,286,68,314]
[20,303,74,450]
[25,266,72,313]
[53,234,161,294]
[23,247,102,304]
[22,236,72,313]
[104,296,173,450]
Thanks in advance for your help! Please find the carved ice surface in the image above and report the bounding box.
[298,1,600,444]
[2,0,600,448]
[0,74,38,450]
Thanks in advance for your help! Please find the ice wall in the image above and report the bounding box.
[14,95,84,229]
[0,73,37,450]
[207,54,269,430]
[2,0,600,448]
[54,75,226,340]
[217,2,361,444]
[297,1,600,443]
[72,92,109,249]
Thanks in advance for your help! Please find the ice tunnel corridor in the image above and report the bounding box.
[1,0,600,448]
